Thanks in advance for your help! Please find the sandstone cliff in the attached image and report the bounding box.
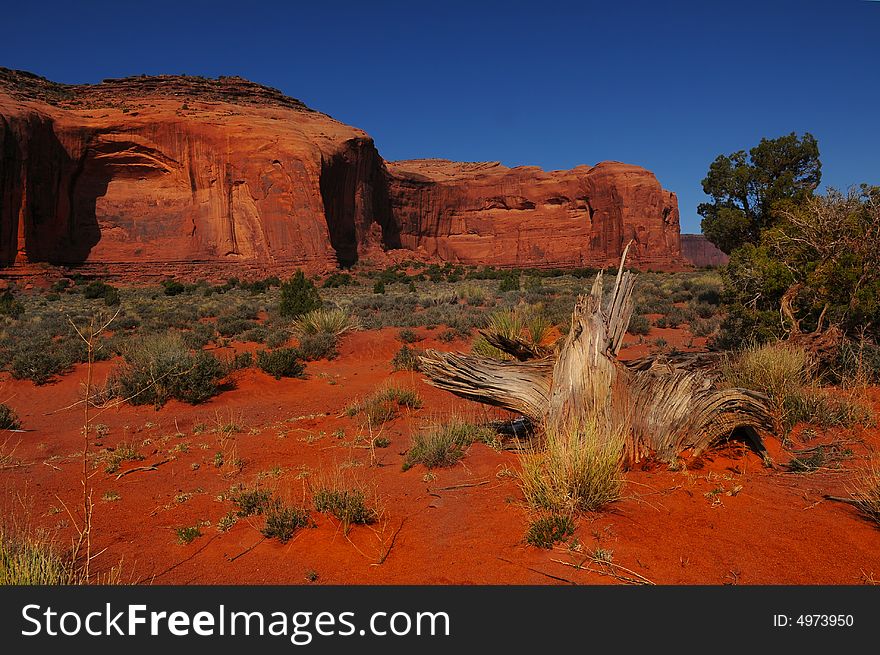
[680,234,729,267]
[387,159,682,269]
[1,69,684,275]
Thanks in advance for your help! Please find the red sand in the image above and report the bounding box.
[2,327,878,585]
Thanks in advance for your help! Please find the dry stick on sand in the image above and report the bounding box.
[115,457,173,480]
[550,556,655,586]
[66,308,120,582]
[419,242,772,466]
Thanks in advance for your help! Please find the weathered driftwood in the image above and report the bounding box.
[419,247,772,465]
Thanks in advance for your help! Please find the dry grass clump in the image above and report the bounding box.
[850,466,880,526]
[0,526,78,584]
[723,342,873,434]
[402,416,498,471]
[723,342,813,434]
[519,419,624,514]
[345,384,422,427]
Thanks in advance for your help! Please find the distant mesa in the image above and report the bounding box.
[0,68,688,279]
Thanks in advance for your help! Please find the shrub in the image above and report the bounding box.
[373,279,386,295]
[0,291,24,318]
[109,333,224,407]
[397,328,421,343]
[519,419,623,514]
[223,351,254,374]
[230,487,273,517]
[391,345,424,371]
[261,500,311,542]
[313,487,376,526]
[525,513,575,549]
[499,275,520,293]
[162,279,187,296]
[347,385,422,426]
[402,418,497,471]
[323,272,353,288]
[102,442,144,474]
[257,348,305,379]
[216,316,258,338]
[627,314,651,336]
[297,333,338,361]
[9,343,72,385]
[0,404,21,430]
[832,339,880,386]
[279,271,322,318]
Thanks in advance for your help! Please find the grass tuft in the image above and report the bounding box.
[519,419,623,514]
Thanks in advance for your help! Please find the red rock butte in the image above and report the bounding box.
[0,69,687,279]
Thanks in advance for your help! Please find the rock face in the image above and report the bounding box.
[0,69,395,272]
[387,159,682,269]
[680,234,729,267]
[1,69,684,275]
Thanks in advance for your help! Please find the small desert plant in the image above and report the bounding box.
[257,348,305,379]
[217,512,238,532]
[397,328,422,344]
[175,525,202,544]
[519,419,623,514]
[296,333,338,361]
[498,275,520,293]
[525,513,576,549]
[293,308,358,338]
[471,308,525,360]
[102,442,145,474]
[279,270,322,318]
[627,314,651,336]
[391,345,424,371]
[0,404,21,430]
[261,500,311,543]
[230,487,273,517]
[313,487,377,527]
[403,418,497,471]
[347,385,422,426]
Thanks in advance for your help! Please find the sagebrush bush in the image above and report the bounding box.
[230,487,273,517]
[296,333,338,361]
[0,404,20,430]
[519,419,623,514]
[257,348,305,379]
[525,513,575,549]
[627,314,651,336]
[109,333,224,407]
[313,487,376,526]
[261,500,311,542]
[391,345,424,371]
[402,418,497,471]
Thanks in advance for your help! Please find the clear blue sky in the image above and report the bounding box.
[2,0,877,232]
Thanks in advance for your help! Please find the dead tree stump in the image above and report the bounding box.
[419,250,772,465]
